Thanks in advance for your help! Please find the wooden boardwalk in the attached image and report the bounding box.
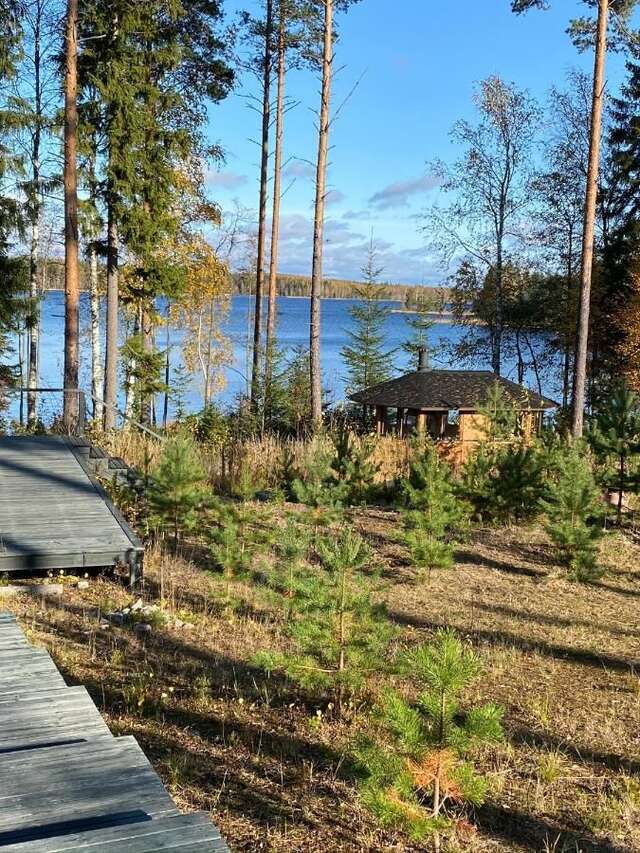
[0,613,229,852]
[0,436,142,581]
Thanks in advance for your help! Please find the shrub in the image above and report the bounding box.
[354,629,503,848]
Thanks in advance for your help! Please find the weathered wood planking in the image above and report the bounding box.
[0,436,143,577]
[0,614,230,852]
[0,813,228,852]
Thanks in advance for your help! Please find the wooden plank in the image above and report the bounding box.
[0,812,228,852]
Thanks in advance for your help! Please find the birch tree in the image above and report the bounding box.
[12,0,58,425]
[429,76,540,378]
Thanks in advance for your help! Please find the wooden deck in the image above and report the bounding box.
[0,613,229,852]
[0,436,143,581]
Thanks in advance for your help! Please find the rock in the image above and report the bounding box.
[130,597,144,612]
[77,580,90,590]
[99,620,110,629]
[141,604,159,614]
[182,622,194,630]
[134,622,152,635]
[106,612,125,626]
[173,619,184,629]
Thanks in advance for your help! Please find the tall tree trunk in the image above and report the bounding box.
[310,0,333,429]
[27,2,43,426]
[63,0,80,431]
[264,10,286,417]
[88,240,103,421]
[572,0,609,439]
[250,0,274,408]
[103,188,119,429]
[27,213,39,425]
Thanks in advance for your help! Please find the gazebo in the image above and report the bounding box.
[349,349,557,450]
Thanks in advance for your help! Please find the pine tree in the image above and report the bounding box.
[206,499,252,611]
[255,528,395,715]
[329,425,380,505]
[354,629,503,849]
[589,384,640,523]
[341,241,395,394]
[540,441,603,580]
[401,441,468,578]
[148,435,209,549]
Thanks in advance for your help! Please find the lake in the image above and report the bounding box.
[9,291,550,420]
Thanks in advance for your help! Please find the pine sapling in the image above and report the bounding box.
[401,441,468,578]
[354,629,503,850]
[206,499,252,610]
[147,435,209,550]
[541,441,604,581]
[255,527,395,715]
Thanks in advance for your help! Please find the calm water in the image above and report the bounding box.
[9,292,550,419]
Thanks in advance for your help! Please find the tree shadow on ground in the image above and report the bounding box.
[454,548,545,578]
[388,609,639,673]
[471,600,639,640]
[478,801,633,853]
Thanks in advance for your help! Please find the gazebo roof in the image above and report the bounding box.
[349,370,557,411]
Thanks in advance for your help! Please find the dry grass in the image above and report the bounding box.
[5,511,640,852]
[94,428,411,490]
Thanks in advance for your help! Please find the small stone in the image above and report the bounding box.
[130,597,144,612]
[77,580,89,590]
[99,620,110,629]
[141,603,159,614]
[173,619,184,629]
[106,612,125,626]
[182,622,194,630]
[134,622,152,635]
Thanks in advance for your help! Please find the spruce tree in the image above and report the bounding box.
[148,435,209,549]
[354,629,503,849]
[341,241,395,394]
[255,528,395,715]
[540,442,603,580]
[589,384,640,523]
[401,441,468,578]
[403,289,439,363]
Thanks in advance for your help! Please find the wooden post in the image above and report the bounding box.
[396,407,404,437]
[375,405,385,436]
[416,411,426,434]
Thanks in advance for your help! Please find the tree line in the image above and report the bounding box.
[1,0,640,439]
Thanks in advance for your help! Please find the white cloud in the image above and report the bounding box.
[369,174,441,210]
[206,170,248,190]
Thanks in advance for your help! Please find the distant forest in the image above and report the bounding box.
[41,260,444,305]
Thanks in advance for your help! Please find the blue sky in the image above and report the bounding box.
[206,0,636,285]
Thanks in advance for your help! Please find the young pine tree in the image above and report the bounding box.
[354,630,503,849]
[148,436,209,549]
[401,442,468,578]
[206,499,253,611]
[255,528,395,715]
[540,442,603,581]
[329,426,380,505]
[589,384,640,524]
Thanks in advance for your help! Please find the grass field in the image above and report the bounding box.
[5,506,640,852]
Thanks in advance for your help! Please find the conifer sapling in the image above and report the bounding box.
[354,629,503,849]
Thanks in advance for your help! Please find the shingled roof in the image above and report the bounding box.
[349,370,557,411]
